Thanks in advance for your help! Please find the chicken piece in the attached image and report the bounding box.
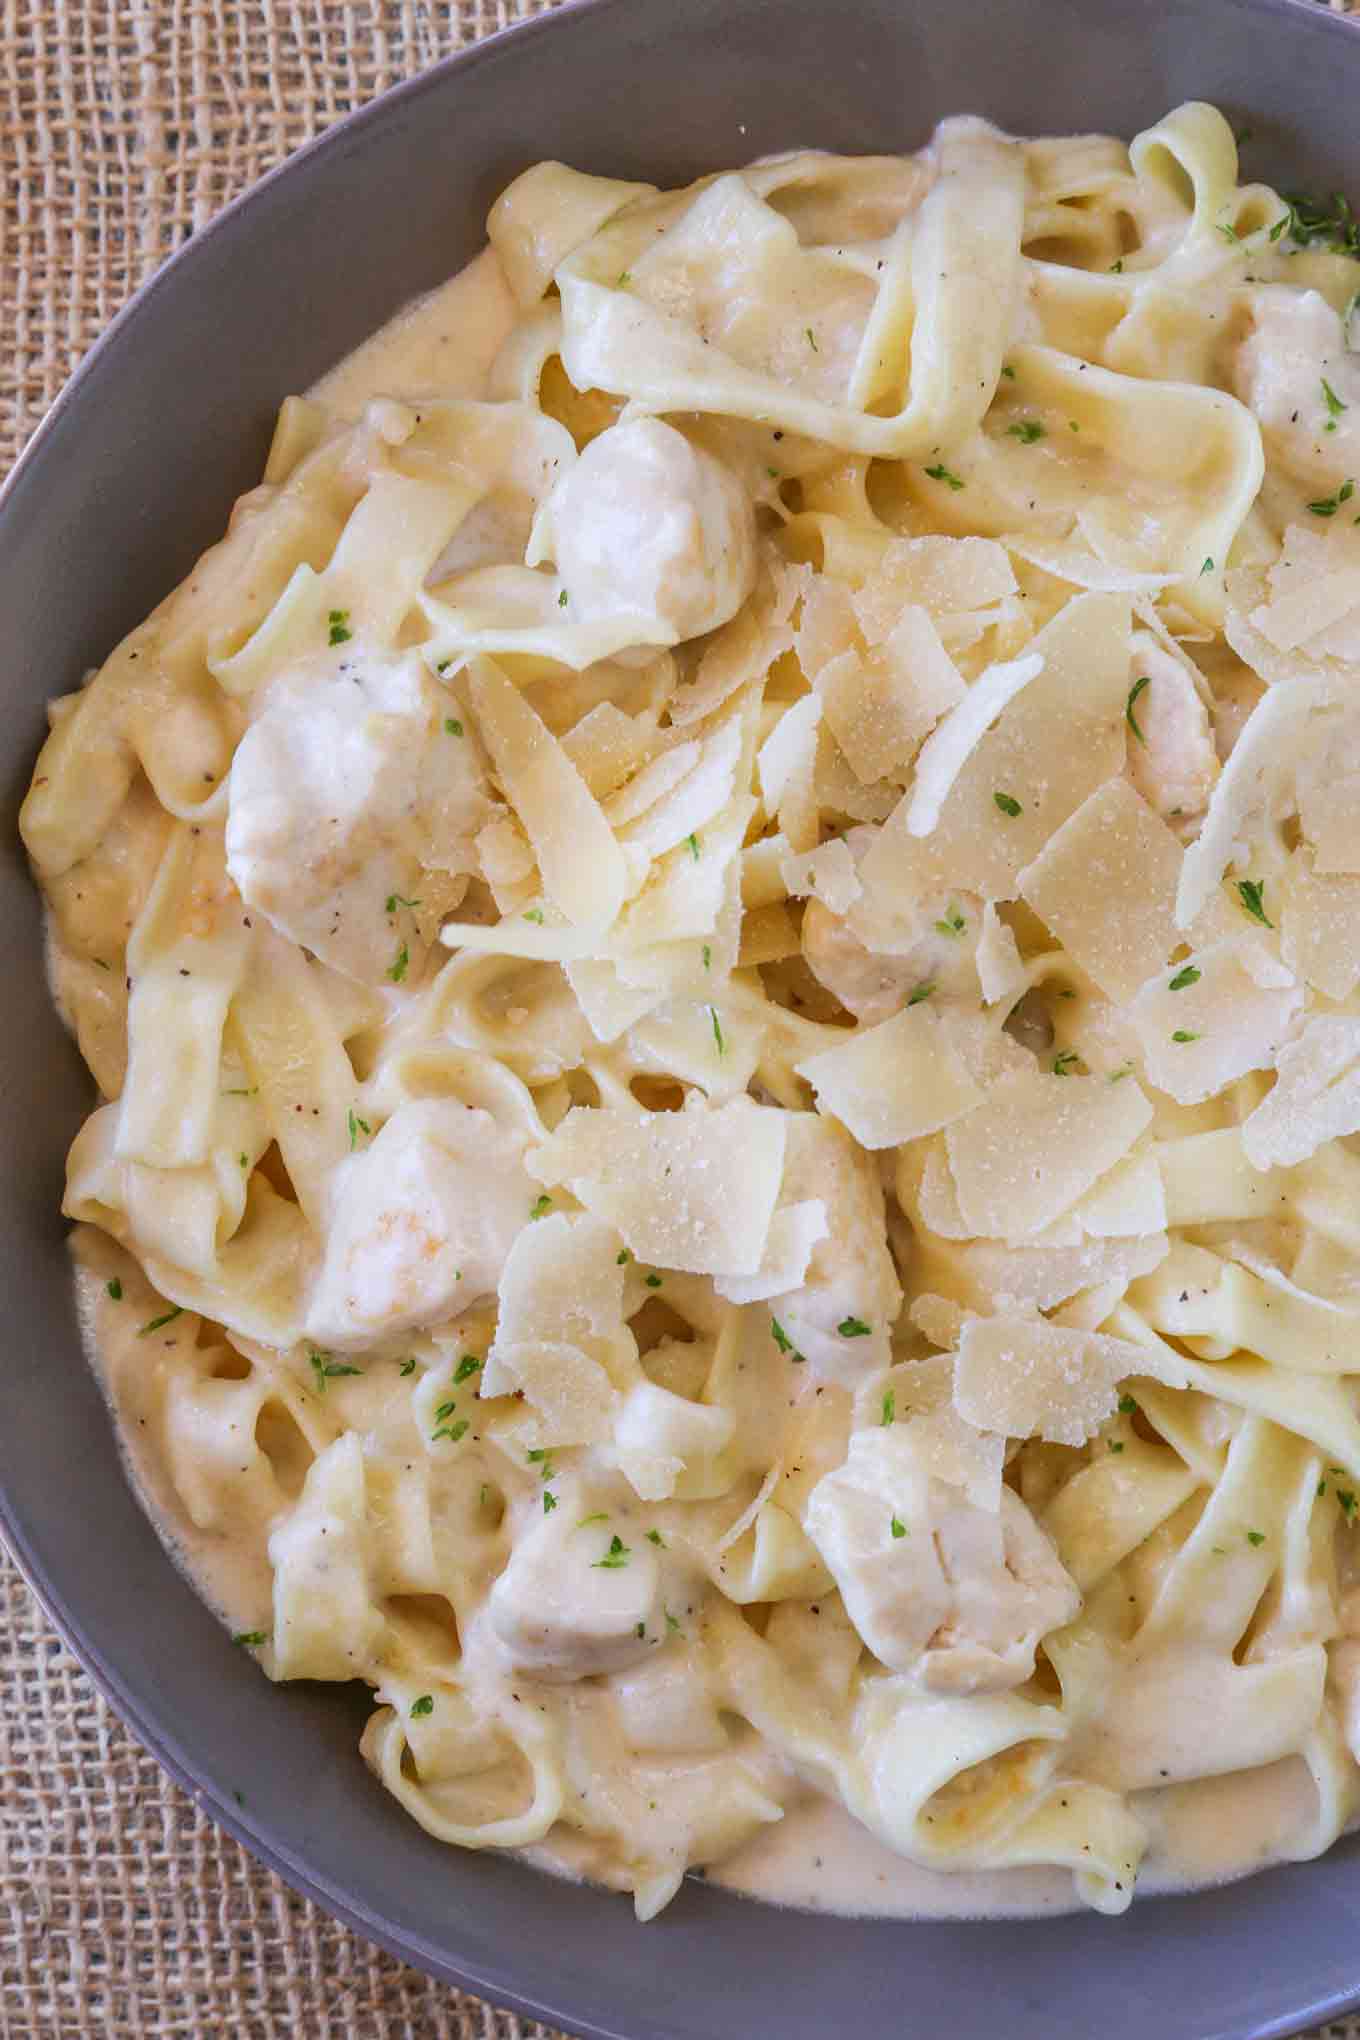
[802,825,982,1023]
[226,651,491,988]
[543,418,757,642]
[805,1427,1081,1693]
[306,1099,536,1350]
[488,1505,662,1681]
[763,1114,902,1380]
[1232,285,1360,496]
[1124,629,1219,826]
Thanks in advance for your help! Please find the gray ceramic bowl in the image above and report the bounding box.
[4,1,1360,2034]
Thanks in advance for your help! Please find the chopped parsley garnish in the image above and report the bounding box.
[557,589,568,608]
[327,608,352,646]
[1109,1063,1134,1083]
[139,1306,182,1336]
[529,1194,553,1219]
[687,832,701,861]
[702,944,712,970]
[840,1316,871,1339]
[1006,420,1045,445]
[881,1389,896,1427]
[617,1248,632,1266]
[805,327,819,351]
[1235,877,1273,927]
[1338,1488,1359,1521]
[594,1534,631,1570]
[233,1631,267,1648]
[524,907,545,924]
[710,1006,725,1056]
[1001,364,1016,379]
[1168,965,1201,991]
[387,942,409,983]
[635,1621,647,1640]
[935,904,966,937]
[924,462,964,491]
[1273,188,1360,257]
[1322,377,1348,430]
[647,1529,667,1547]
[890,1515,907,1540]
[1125,674,1151,746]
[665,1609,681,1634]
[1118,1394,1138,1414]
[993,790,1023,817]
[1109,258,1124,273]
[399,1357,417,1377]
[385,893,420,914]
[238,1152,249,1169]
[578,1513,610,1529]
[644,1273,663,1289]
[432,1418,469,1443]
[527,1447,555,1470]
[310,1349,362,1392]
[543,1489,558,1513]
[347,1107,370,1149]
[1171,1029,1201,1044]
[1109,1441,1125,1454]
[444,717,463,737]
[771,1318,794,1354]
[1246,1529,1266,1547]
[1216,221,1242,246]
[907,981,935,1006]
[454,1354,482,1383]
[410,1694,434,1717]
[1307,478,1355,518]
[1052,1049,1081,1076]
[106,1277,122,1301]
[1200,557,1214,576]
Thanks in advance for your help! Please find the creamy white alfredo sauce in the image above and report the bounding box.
[35,107,1360,1928]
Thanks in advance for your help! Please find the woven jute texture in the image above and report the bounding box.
[2,4,1359,2037]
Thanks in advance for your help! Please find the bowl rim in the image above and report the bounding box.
[5,1,1360,2035]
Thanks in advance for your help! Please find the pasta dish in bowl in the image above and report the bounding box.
[20,92,1360,1932]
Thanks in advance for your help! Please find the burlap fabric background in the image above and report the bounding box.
[2,2,1359,2035]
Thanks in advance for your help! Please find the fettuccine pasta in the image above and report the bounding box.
[23,102,1360,1920]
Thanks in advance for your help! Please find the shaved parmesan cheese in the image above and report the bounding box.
[944,1067,1153,1242]
[486,1338,619,1444]
[757,694,822,851]
[526,1097,785,1276]
[1070,1151,1167,1238]
[816,607,965,784]
[1128,935,1302,1107]
[975,901,1026,1007]
[1242,1017,1360,1171]
[780,838,862,918]
[559,701,658,800]
[796,1005,984,1149]
[909,1292,976,1350]
[1282,860,1360,1000]
[905,652,1045,837]
[917,1228,1169,1316]
[850,536,1017,642]
[1019,778,1184,1003]
[796,575,859,679]
[862,591,1133,906]
[465,656,628,928]
[954,1317,1180,1447]
[1175,676,1333,929]
[714,1199,829,1304]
